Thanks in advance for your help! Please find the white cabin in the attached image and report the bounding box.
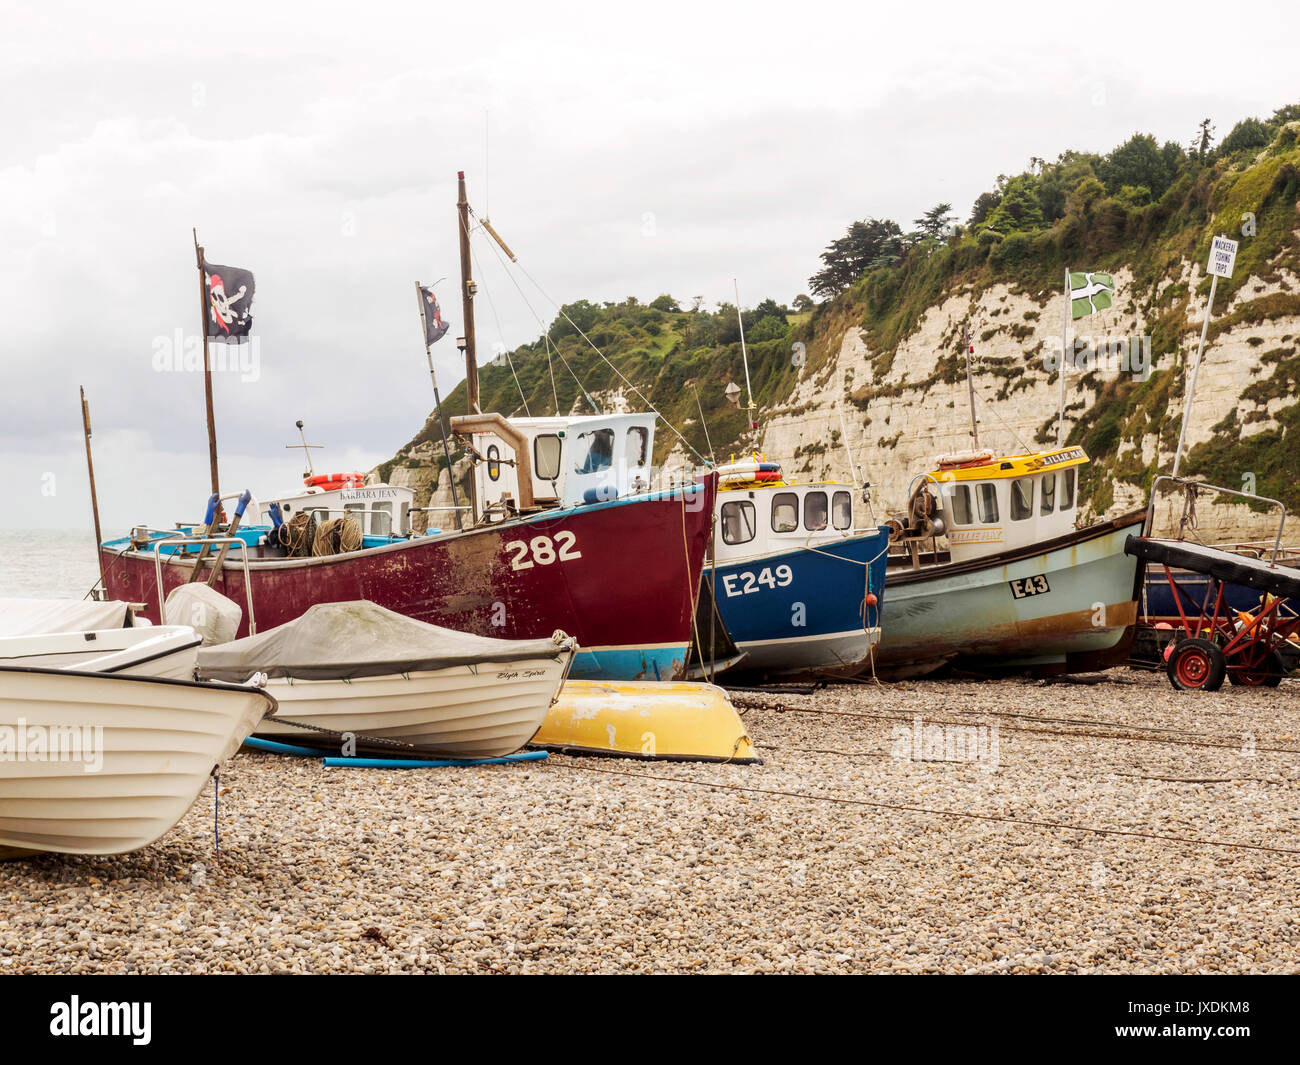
[251,482,417,538]
[926,447,1086,563]
[714,481,858,565]
[469,413,659,518]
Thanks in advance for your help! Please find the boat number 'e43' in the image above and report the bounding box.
[722,565,794,597]
[506,531,582,570]
[1009,575,1050,599]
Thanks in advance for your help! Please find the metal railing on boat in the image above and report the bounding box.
[1144,476,1287,563]
[147,531,259,634]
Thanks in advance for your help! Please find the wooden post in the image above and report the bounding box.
[193,229,220,498]
[80,387,106,592]
[456,172,479,414]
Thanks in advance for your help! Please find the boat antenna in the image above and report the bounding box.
[286,418,323,478]
[961,320,980,449]
[735,279,756,431]
[836,375,864,487]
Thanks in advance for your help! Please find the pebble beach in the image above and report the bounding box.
[3,670,1298,975]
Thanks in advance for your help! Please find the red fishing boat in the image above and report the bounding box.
[99,479,714,681]
[98,172,716,681]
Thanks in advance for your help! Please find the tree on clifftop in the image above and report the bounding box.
[914,203,955,239]
[808,217,904,298]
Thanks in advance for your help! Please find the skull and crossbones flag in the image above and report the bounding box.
[419,284,450,346]
[204,260,256,339]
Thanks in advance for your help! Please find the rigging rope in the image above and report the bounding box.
[468,232,531,417]
[469,206,707,464]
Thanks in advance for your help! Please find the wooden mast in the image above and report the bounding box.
[193,229,221,497]
[456,171,479,414]
[79,386,106,591]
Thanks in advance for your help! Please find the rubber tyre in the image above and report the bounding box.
[1227,649,1285,688]
[1166,637,1227,692]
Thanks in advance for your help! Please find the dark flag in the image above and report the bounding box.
[420,285,450,346]
[203,261,256,339]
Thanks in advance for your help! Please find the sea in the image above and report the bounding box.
[0,530,104,600]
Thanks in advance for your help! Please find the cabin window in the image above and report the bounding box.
[1040,473,1056,515]
[947,484,973,526]
[573,428,614,474]
[487,444,501,481]
[832,490,852,530]
[534,434,562,481]
[1010,478,1034,521]
[371,502,393,537]
[976,483,999,524]
[625,426,649,468]
[803,491,829,531]
[399,501,410,536]
[721,500,757,545]
[1061,467,1076,509]
[771,492,799,533]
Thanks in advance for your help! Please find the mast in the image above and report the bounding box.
[734,280,756,430]
[80,386,106,591]
[456,171,479,414]
[962,323,980,449]
[193,229,221,497]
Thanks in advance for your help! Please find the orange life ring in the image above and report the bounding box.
[305,471,367,489]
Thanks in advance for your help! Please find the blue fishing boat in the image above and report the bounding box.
[699,457,890,679]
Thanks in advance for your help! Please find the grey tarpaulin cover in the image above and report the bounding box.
[195,600,573,682]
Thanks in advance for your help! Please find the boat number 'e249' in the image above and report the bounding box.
[506,531,582,570]
[722,565,795,597]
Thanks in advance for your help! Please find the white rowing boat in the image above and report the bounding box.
[196,601,576,757]
[0,667,275,860]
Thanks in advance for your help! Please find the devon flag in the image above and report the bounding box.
[1069,271,1115,319]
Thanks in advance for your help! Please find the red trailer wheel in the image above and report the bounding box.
[1227,649,1284,688]
[1167,637,1227,692]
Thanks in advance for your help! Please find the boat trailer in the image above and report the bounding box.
[1127,477,1299,691]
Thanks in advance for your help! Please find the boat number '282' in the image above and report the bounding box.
[1009,575,1050,599]
[505,531,582,570]
[721,565,794,597]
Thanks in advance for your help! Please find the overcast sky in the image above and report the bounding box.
[2,0,1296,532]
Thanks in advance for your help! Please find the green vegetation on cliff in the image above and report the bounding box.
[390,104,1300,515]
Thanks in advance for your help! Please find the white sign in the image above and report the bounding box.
[1208,235,1238,278]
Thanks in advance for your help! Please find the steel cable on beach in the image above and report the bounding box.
[541,759,1300,858]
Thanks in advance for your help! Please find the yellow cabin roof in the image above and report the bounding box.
[927,446,1090,482]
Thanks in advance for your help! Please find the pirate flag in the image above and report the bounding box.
[204,261,256,339]
[419,285,450,346]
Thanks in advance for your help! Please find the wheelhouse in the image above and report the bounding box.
[468,412,658,519]
[714,463,858,566]
[928,446,1087,563]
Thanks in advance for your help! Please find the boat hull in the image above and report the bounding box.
[0,668,275,859]
[703,528,890,678]
[875,511,1145,677]
[255,653,571,758]
[100,485,715,683]
[0,626,201,680]
[532,679,757,763]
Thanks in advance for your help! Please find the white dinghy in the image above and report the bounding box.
[0,667,276,860]
[196,601,577,758]
[0,626,202,679]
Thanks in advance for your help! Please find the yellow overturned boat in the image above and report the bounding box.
[532,680,759,764]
